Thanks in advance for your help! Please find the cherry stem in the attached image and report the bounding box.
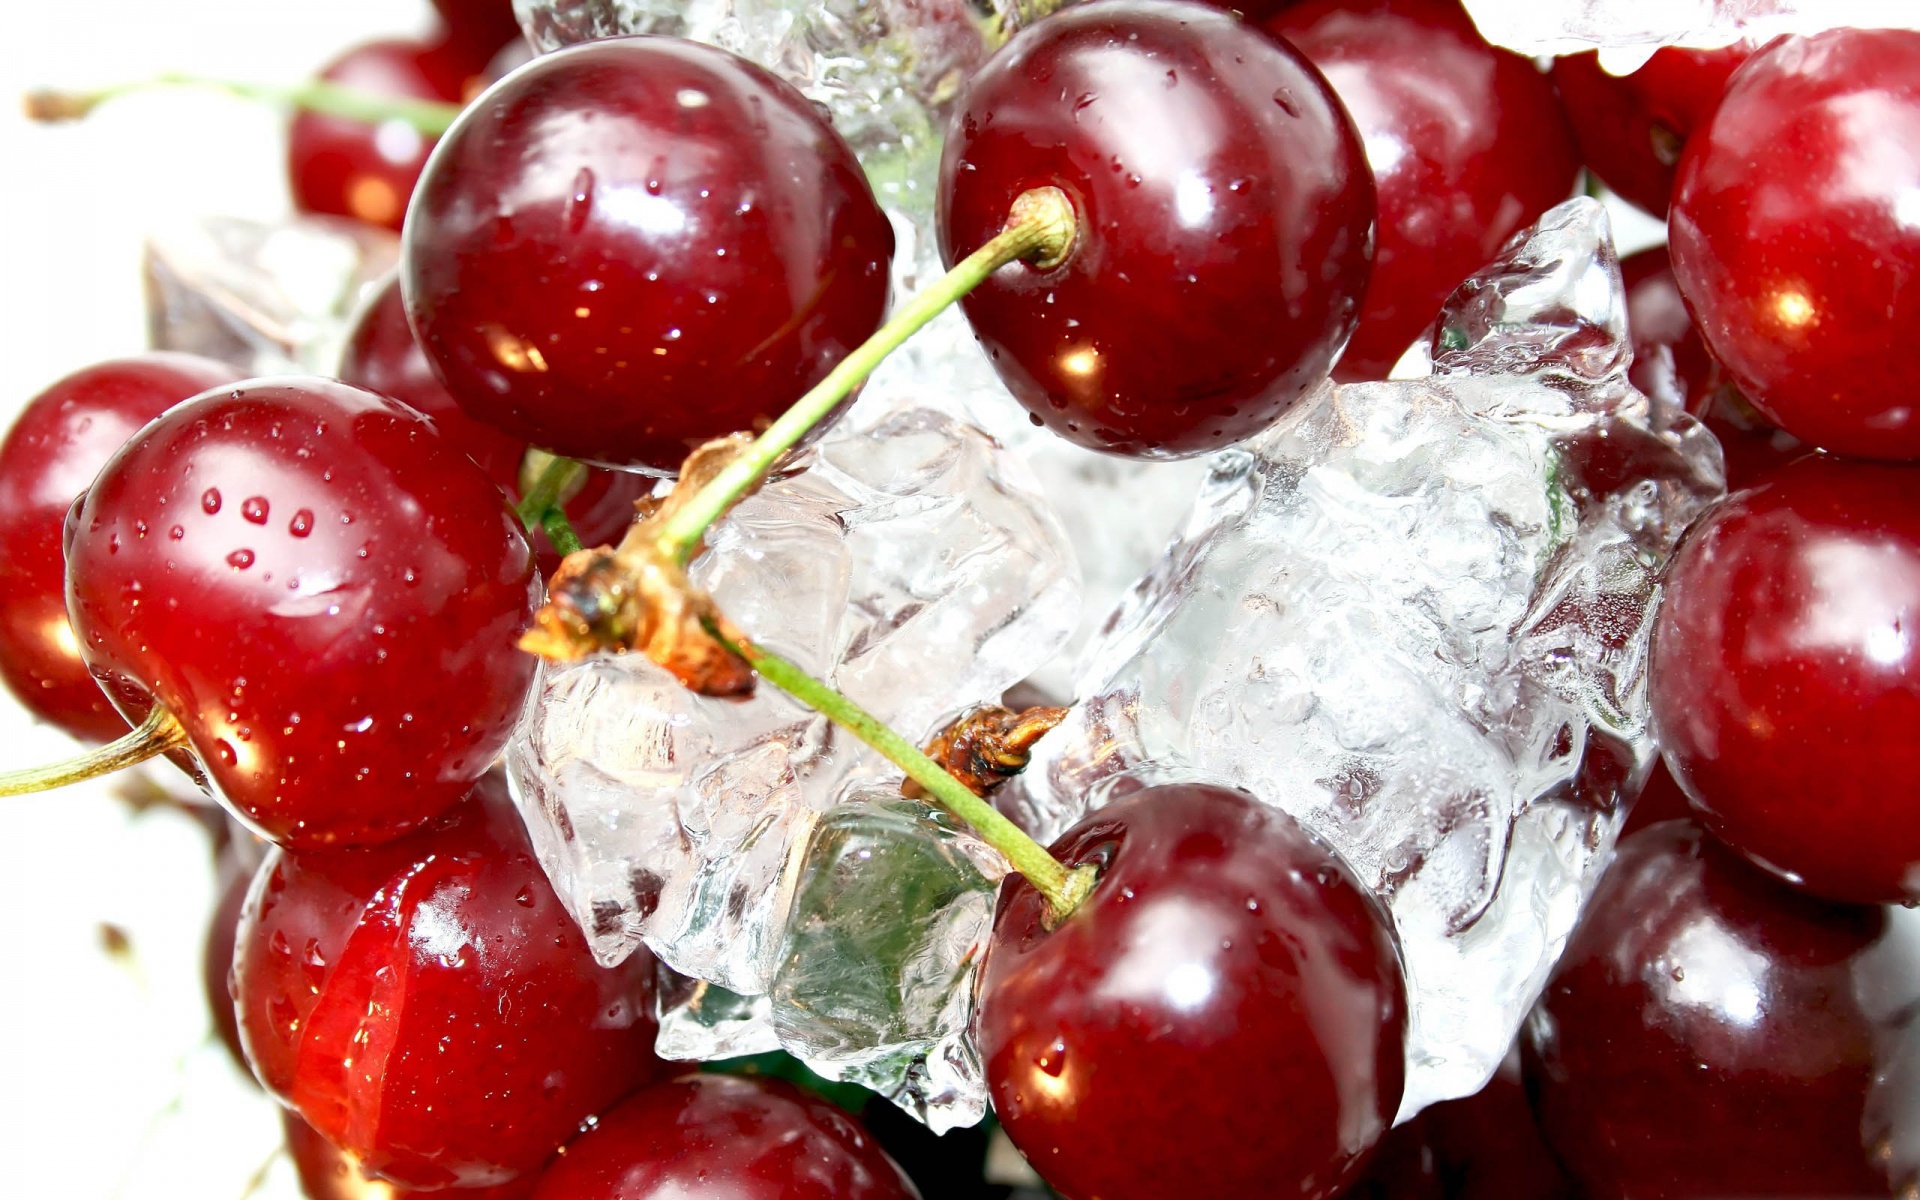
[23,74,463,134]
[654,186,1079,566]
[516,454,587,552]
[0,706,188,797]
[704,618,1096,920]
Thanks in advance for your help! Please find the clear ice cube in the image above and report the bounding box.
[506,402,1078,996]
[1458,0,1920,65]
[654,967,782,1061]
[1010,198,1725,1120]
[769,787,1008,1132]
[143,215,397,376]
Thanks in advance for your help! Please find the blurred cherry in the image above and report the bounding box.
[430,0,524,60]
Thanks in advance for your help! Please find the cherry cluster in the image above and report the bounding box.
[3,0,1918,1197]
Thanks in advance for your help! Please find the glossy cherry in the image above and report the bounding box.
[530,1074,919,1200]
[1523,820,1919,1197]
[430,0,524,60]
[1669,28,1920,460]
[939,0,1374,457]
[979,782,1406,1200]
[235,776,664,1190]
[339,274,650,572]
[404,37,894,472]
[65,377,538,849]
[289,37,490,232]
[1266,0,1580,382]
[1550,44,1750,218]
[0,353,242,742]
[1621,246,1803,491]
[284,1109,537,1199]
[1649,455,1920,905]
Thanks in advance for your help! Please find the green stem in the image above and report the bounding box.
[542,508,584,555]
[0,707,186,797]
[655,187,1078,567]
[24,74,463,134]
[516,454,585,529]
[710,621,1095,920]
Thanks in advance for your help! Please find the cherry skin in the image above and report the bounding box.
[0,353,242,742]
[289,37,491,233]
[530,1074,920,1200]
[1621,246,1802,491]
[339,274,650,573]
[234,776,665,1190]
[204,837,258,1073]
[939,0,1374,457]
[404,37,894,472]
[283,1110,537,1199]
[1266,0,1581,382]
[1522,820,1919,1197]
[1669,29,1920,460]
[64,377,538,849]
[978,782,1406,1200]
[429,0,524,60]
[1649,455,1920,905]
[1550,44,1750,218]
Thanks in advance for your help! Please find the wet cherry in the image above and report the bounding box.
[939,0,1374,457]
[1266,0,1580,382]
[1669,28,1920,460]
[530,1074,919,1200]
[979,782,1406,1200]
[289,37,491,232]
[404,37,894,472]
[234,776,665,1190]
[283,1110,538,1199]
[1550,44,1750,218]
[64,378,538,848]
[1523,820,1919,1197]
[1649,455,1920,905]
[0,353,243,743]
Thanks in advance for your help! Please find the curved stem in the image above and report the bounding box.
[706,620,1095,920]
[24,74,463,134]
[0,707,188,797]
[655,187,1078,566]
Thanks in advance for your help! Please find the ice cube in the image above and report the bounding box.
[654,967,782,1061]
[506,402,1078,994]
[1012,198,1725,1119]
[768,787,1008,1132]
[1458,0,1920,67]
[142,215,396,376]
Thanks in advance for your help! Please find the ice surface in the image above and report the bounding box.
[1460,0,1920,66]
[142,215,396,376]
[769,787,1008,1131]
[654,968,782,1061]
[506,402,1078,996]
[1009,198,1725,1120]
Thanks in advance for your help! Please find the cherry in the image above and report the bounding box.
[64,377,538,849]
[289,37,491,232]
[404,37,894,472]
[234,775,665,1190]
[1618,757,1693,840]
[530,1074,919,1200]
[429,0,524,60]
[1669,28,1920,460]
[1620,246,1802,491]
[283,1111,537,1199]
[204,837,257,1073]
[978,782,1405,1200]
[338,273,651,572]
[1265,0,1581,382]
[1550,44,1750,218]
[1649,455,1920,905]
[938,0,1374,457]
[1522,820,1919,1197]
[0,353,242,743]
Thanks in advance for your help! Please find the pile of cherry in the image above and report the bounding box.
[2,0,1917,1196]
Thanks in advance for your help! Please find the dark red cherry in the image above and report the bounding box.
[1618,756,1693,840]
[289,37,490,233]
[1649,455,1920,905]
[1523,820,1919,1198]
[1550,44,1750,218]
[339,274,649,572]
[1266,0,1580,382]
[939,0,1374,457]
[1669,29,1920,460]
[430,0,524,59]
[1621,246,1803,491]
[979,782,1406,1200]
[64,378,538,849]
[404,37,894,472]
[235,777,664,1190]
[530,1074,919,1200]
[205,837,258,1073]
[0,354,242,742]
[283,1109,540,1199]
